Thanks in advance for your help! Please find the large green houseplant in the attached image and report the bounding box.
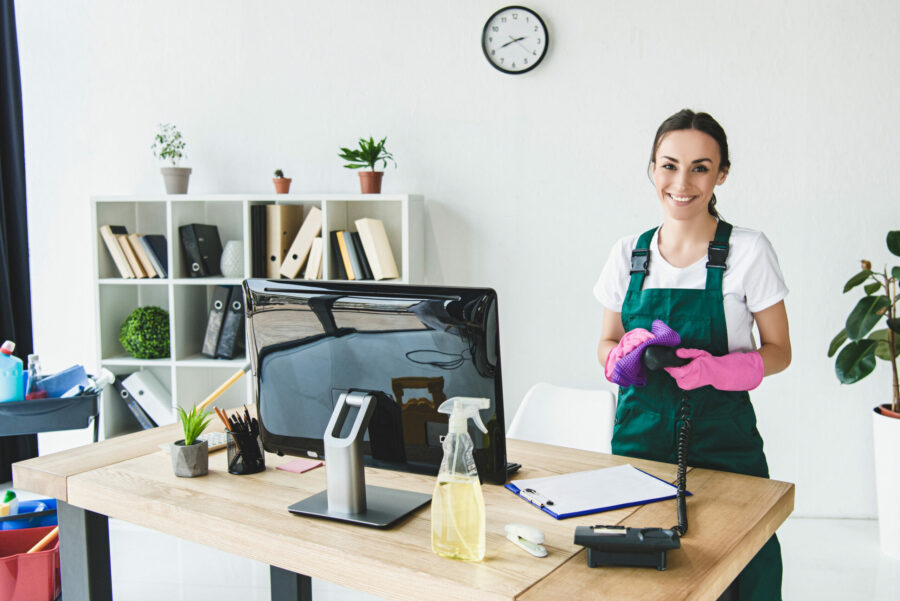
[338,136,396,194]
[828,229,900,559]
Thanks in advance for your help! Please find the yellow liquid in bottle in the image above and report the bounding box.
[431,474,485,561]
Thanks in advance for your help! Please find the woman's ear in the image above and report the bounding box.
[716,167,729,185]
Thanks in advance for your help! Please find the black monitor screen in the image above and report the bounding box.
[244,279,508,484]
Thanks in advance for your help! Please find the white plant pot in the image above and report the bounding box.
[873,406,900,559]
[220,240,243,278]
[160,166,192,194]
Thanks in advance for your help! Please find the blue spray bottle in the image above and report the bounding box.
[0,341,24,403]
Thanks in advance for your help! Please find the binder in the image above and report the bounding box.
[122,371,174,426]
[329,230,347,279]
[350,231,374,280]
[201,286,231,358]
[279,206,322,278]
[341,231,362,281]
[117,234,147,278]
[179,223,223,277]
[251,205,267,278]
[303,237,323,280]
[354,218,399,280]
[335,230,355,279]
[99,225,135,278]
[139,235,168,278]
[128,234,158,278]
[215,285,245,359]
[505,464,686,520]
[113,375,156,430]
[265,204,303,279]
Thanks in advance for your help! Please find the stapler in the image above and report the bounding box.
[505,523,548,558]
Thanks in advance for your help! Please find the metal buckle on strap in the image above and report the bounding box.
[706,241,729,270]
[630,248,650,275]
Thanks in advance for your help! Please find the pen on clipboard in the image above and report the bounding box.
[520,488,555,508]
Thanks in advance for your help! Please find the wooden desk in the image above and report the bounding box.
[13,430,793,601]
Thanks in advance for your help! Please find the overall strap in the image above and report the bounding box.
[627,227,658,293]
[704,220,733,292]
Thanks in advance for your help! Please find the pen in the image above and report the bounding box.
[521,488,555,508]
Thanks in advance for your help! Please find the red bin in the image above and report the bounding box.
[0,525,60,601]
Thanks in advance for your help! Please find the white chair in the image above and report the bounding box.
[506,383,616,453]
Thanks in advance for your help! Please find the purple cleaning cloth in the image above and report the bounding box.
[612,319,681,387]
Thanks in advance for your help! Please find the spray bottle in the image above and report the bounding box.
[431,396,489,561]
[0,341,23,403]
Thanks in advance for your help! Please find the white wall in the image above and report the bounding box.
[15,0,900,518]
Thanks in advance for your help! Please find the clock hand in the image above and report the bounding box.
[501,35,527,48]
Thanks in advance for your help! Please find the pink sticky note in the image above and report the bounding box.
[276,458,323,474]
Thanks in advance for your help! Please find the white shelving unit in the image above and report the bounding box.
[92,193,424,438]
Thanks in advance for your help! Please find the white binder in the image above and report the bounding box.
[122,371,174,426]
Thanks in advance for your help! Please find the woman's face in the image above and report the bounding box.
[652,129,728,222]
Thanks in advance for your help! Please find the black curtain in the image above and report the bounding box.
[0,0,37,482]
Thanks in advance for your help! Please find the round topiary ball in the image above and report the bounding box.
[119,306,170,359]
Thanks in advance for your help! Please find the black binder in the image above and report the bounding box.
[251,205,267,278]
[139,234,168,278]
[350,231,374,280]
[329,230,347,280]
[202,286,231,358]
[113,375,156,430]
[179,223,223,277]
[216,285,246,359]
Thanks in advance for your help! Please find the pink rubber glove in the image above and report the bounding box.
[664,348,764,391]
[605,328,656,382]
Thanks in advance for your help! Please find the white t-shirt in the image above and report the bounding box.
[593,225,788,353]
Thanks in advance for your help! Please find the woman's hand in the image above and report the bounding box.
[604,327,656,383]
[663,349,764,391]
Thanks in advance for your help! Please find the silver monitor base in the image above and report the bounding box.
[288,485,431,528]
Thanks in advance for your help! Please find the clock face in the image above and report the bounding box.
[482,6,549,74]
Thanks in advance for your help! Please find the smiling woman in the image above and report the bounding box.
[594,109,792,601]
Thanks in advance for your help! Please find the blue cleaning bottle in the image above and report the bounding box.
[0,341,24,403]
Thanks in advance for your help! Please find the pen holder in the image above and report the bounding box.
[226,431,265,475]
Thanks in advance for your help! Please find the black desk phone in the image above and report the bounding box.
[574,346,692,571]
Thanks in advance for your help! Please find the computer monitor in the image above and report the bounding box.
[243,279,512,484]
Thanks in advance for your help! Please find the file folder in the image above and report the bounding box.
[265,204,303,279]
[121,371,173,426]
[179,223,223,277]
[113,376,156,430]
[201,286,231,358]
[505,464,686,520]
[215,285,245,359]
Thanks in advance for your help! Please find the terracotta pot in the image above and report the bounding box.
[273,177,292,194]
[876,403,900,419]
[358,171,383,194]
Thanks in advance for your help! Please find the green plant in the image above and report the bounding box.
[119,306,170,359]
[828,230,900,413]
[151,123,186,165]
[274,169,285,178]
[177,405,213,446]
[338,137,396,171]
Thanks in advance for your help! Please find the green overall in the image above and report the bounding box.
[611,221,782,601]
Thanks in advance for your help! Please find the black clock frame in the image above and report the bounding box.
[481,5,549,75]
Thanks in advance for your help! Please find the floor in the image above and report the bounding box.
[6,484,900,600]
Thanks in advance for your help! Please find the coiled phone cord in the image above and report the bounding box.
[671,392,692,537]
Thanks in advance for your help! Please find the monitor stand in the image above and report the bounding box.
[288,390,431,528]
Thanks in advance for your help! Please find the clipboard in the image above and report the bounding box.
[505,464,689,520]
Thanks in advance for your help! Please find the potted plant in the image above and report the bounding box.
[119,306,170,359]
[338,136,396,194]
[171,404,213,477]
[152,123,191,194]
[828,229,900,558]
[273,169,292,194]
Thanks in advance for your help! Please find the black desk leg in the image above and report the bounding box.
[270,565,312,601]
[58,500,113,601]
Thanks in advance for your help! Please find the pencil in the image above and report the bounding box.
[27,527,58,553]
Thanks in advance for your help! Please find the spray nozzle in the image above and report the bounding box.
[438,396,490,434]
[0,341,14,356]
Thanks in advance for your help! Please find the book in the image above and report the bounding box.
[179,223,223,277]
[128,234,158,278]
[201,286,231,358]
[329,230,347,280]
[279,206,322,278]
[335,230,356,280]
[122,371,174,426]
[304,237,323,280]
[350,231,374,280]
[138,235,168,278]
[354,218,399,280]
[117,234,147,278]
[99,225,135,278]
[114,375,156,430]
[341,231,363,281]
[265,204,303,279]
[216,285,245,359]
[251,205,267,278]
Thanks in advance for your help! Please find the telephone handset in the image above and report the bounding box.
[574,345,692,571]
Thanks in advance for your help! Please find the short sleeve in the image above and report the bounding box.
[744,233,789,312]
[593,236,633,311]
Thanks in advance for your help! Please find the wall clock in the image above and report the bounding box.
[481,6,549,75]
